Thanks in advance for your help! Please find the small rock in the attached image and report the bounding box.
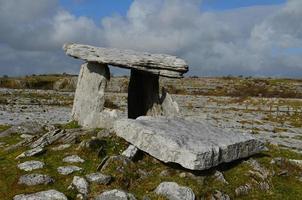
[155,182,195,200]
[57,166,83,175]
[213,171,229,184]
[16,147,45,159]
[278,170,288,176]
[235,184,252,196]
[18,174,54,186]
[51,144,71,151]
[289,159,302,169]
[122,145,139,160]
[68,176,89,196]
[85,173,112,185]
[97,129,111,138]
[210,190,230,200]
[95,189,136,200]
[13,189,67,200]
[63,155,85,163]
[20,134,34,139]
[100,155,131,172]
[258,181,270,191]
[159,169,172,177]
[17,160,45,171]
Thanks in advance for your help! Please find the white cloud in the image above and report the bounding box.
[0,0,301,77]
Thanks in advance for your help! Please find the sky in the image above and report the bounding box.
[0,0,301,77]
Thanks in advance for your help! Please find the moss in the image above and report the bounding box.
[0,124,11,132]
[57,121,81,129]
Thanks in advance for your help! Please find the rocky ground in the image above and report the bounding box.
[0,76,302,200]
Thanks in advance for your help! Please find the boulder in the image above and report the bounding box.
[155,182,195,200]
[63,43,188,78]
[13,190,67,200]
[94,189,136,200]
[17,161,45,172]
[72,62,110,129]
[114,116,264,170]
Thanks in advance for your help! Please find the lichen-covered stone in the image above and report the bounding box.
[94,189,136,200]
[17,161,44,172]
[155,182,195,200]
[13,190,67,200]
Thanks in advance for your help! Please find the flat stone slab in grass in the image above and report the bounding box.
[95,189,136,200]
[18,174,54,186]
[17,161,45,172]
[114,117,264,170]
[63,155,85,163]
[13,189,67,200]
[57,166,83,175]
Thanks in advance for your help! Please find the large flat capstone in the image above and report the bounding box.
[114,117,264,170]
[63,43,188,78]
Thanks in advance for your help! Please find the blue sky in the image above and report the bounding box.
[60,0,286,21]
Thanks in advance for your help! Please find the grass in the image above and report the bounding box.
[0,131,302,199]
[0,124,11,132]
[56,121,81,129]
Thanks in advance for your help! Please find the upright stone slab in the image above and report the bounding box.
[114,116,264,170]
[72,62,110,128]
[128,69,162,119]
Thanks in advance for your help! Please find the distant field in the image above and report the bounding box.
[1,75,302,98]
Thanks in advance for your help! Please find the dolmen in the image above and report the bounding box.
[64,43,264,170]
[63,43,187,128]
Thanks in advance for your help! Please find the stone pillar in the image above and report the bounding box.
[72,62,110,128]
[128,69,162,119]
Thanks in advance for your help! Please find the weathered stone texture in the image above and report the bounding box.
[72,62,110,128]
[114,116,264,170]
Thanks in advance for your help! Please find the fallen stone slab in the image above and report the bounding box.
[63,43,188,78]
[16,147,45,159]
[57,166,83,175]
[13,189,67,200]
[17,161,45,172]
[114,117,264,170]
[95,189,136,200]
[63,155,85,163]
[18,174,54,186]
[155,182,195,200]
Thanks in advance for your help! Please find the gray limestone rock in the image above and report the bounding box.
[161,91,180,117]
[122,145,139,160]
[18,174,54,186]
[85,173,112,185]
[72,62,114,129]
[13,190,67,200]
[213,171,229,184]
[57,166,83,175]
[30,129,66,149]
[51,144,71,151]
[155,182,195,200]
[63,43,188,78]
[94,189,136,200]
[114,116,264,170]
[17,161,45,172]
[68,176,89,196]
[63,155,85,163]
[16,147,45,159]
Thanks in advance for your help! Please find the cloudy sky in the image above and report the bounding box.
[0,0,301,77]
